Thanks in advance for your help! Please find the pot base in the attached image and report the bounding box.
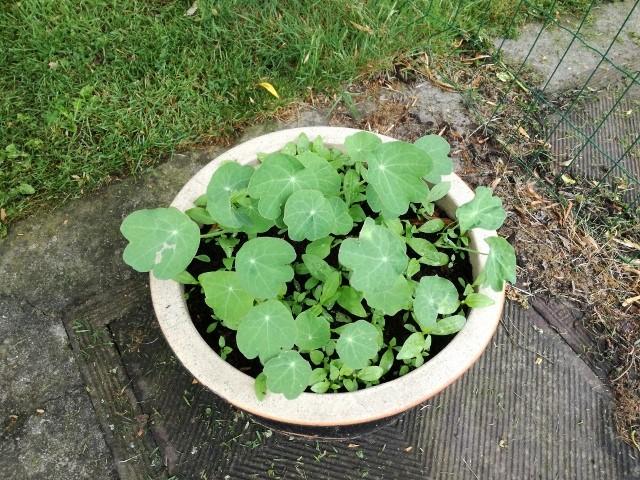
[249,411,403,440]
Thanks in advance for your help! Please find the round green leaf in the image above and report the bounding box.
[367,142,431,217]
[364,275,413,316]
[294,310,331,351]
[396,332,426,360]
[344,131,382,163]
[235,237,296,299]
[283,190,334,241]
[248,153,304,219]
[357,366,384,382]
[327,197,354,236]
[121,207,200,280]
[464,293,495,308]
[456,186,506,233]
[413,275,460,331]
[234,199,275,234]
[429,315,466,335]
[305,236,333,259]
[199,271,254,329]
[264,350,312,399]
[206,161,254,229]
[295,151,341,196]
[236,300,295,361]
[482,236,516,291]
[414,134,453,183]
[338,218,408,295]
[336,320,381,369]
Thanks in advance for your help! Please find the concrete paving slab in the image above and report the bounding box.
[0,295,116,479]
[497,0,640,93]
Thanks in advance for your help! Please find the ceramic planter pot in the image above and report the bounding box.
[150,127,505,437]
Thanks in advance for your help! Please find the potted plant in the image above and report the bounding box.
[120,127,514,433]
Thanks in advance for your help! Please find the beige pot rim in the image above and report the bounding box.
[150,126,505,427]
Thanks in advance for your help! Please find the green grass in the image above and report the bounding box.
[0,0,595,230]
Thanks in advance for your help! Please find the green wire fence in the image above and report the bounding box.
[437,0,640,213]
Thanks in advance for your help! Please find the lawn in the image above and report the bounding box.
[0,0,591,232]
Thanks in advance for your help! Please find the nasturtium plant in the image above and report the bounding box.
[414,134,453,183]
[235,237,296,299]
[336,320,381,369]
[120,131,516,400]
[456,186,506,233]
[120,207,200,280]
[366,142,432,217]
[199,271,253,329]
[236,300,295,362]
[205,161,254,229]
[338,218,408,295]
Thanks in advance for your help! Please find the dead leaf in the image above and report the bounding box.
[461,54,491,63]
[0,208,6,222]
[257,82,280,99]
[350,21,373,34]
[184,1,198,16]
[612,238,640,251]
[517,126,530,139]
[561,174,576,185]
[496,71,511,82]
[622,295,640,307]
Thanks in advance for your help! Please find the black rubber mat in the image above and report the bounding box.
[109,299,639,479]
[548,80,640,205]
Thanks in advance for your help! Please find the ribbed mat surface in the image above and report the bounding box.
[110,301,639,479]
[549,82,640,205]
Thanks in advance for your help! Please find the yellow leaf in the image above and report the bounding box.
[257,82,280,99]
[561,174,576,185]
[517,126,530,139]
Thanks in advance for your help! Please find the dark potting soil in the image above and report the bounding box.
[184,210,473,387]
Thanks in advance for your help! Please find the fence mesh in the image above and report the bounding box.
[434,0,640,215]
